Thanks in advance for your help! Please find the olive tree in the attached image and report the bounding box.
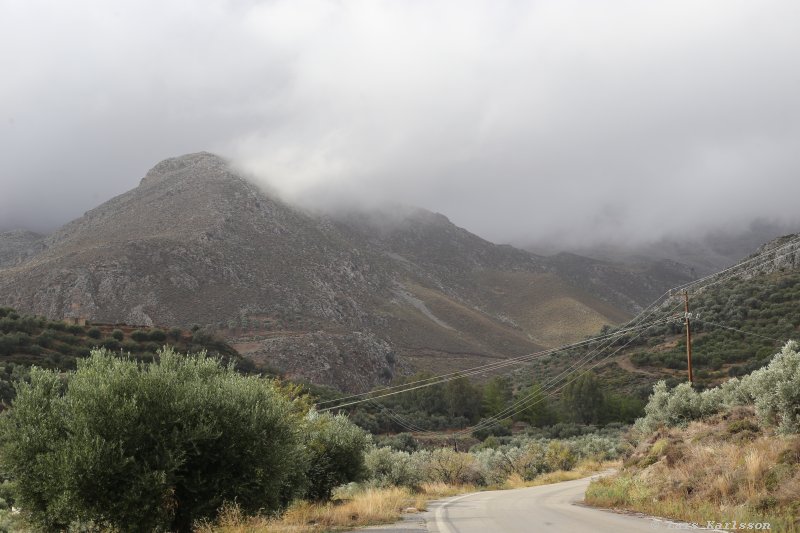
[0,348,307,532]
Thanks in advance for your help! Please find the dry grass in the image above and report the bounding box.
[196,460,615,532]
[195,487,420,533]
[586,411,800,532]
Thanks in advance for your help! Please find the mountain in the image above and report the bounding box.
[529,220,799,278]
[541,252,695,313]
[0,152,693,391]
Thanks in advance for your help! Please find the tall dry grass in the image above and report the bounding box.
[586,413,800,532]
[195,487,420,533]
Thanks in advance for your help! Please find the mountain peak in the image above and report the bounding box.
[140,152,228,187]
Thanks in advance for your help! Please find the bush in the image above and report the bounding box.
[301,412,371,501]
[427,448,481,485]
[35,330,54,349]
[634,341,800,435]
[545,441,576,471]
[66,325,84,335]
[101,338,121,351]
[376,432,419,453]
[364,447,423,488]
[111,329,124,341]
[0,348,307,531]
[148,329,167,342]
[86,327,102,339]
[130,329,149,342]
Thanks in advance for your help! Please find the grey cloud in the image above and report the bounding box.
[2,0,799,247]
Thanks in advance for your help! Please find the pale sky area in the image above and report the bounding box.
[2,0,799,247]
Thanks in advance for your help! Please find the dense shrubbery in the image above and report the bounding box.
[347,370,640,434]
[634,341,800,435]
[364,432,621,489]
[0,348,370,531]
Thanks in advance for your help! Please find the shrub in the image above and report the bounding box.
[35,330,54,349]
[364,447,422,488]
[121,340,140,353]
[66,325,84,335]
[148,329,167,342]
[377,432,419,453]
[130,329,149,342]
[302,412,371,501]
[0,348,307,531]
[635,341,800,435]
[427,448,480,485]
[46,321,65,331]
[168,328,183,341]
[86,327,102,339]
[101,338,120,351]
[111,329,124,341]
[473,448,513,485]
[545,441,576,471]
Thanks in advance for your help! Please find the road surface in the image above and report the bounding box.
[428,475,702,533]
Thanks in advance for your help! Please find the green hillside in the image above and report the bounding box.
[524,254,800,403]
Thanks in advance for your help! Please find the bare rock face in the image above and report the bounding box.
[231,330,401,393]
[742,233,800,278]
[0,230,44,268]
[0,152,635,391]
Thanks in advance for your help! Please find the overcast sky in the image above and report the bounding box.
[2,0,799,247]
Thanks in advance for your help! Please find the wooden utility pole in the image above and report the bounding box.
[683,290,694,384]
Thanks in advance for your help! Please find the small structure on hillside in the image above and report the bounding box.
[64,316,87,326]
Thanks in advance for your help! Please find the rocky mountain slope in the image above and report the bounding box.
[0,152,695,391]
[0,230,44,268]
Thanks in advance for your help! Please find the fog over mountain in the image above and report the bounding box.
[2,1,800,247]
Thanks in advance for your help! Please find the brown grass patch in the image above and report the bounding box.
[586,412,800,532]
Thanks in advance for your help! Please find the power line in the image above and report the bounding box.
[316,316,675,409]
[449,317,667,437]
[316,317,673,411]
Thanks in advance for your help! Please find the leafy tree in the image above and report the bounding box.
[444,377,482,424]
[0,348,307,532]
[561,372,605,424]
[515,382,555,427]
[482,376,513,418]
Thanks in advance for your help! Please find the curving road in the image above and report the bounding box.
[428,474,702,533]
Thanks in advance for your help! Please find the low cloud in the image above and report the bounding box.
[2,1,799,246]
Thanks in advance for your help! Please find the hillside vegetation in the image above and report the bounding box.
[586,341,800,531]
[0,307,240,406]
[523,253,800,405]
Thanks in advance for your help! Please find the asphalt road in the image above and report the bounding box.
[428,475,701,533]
